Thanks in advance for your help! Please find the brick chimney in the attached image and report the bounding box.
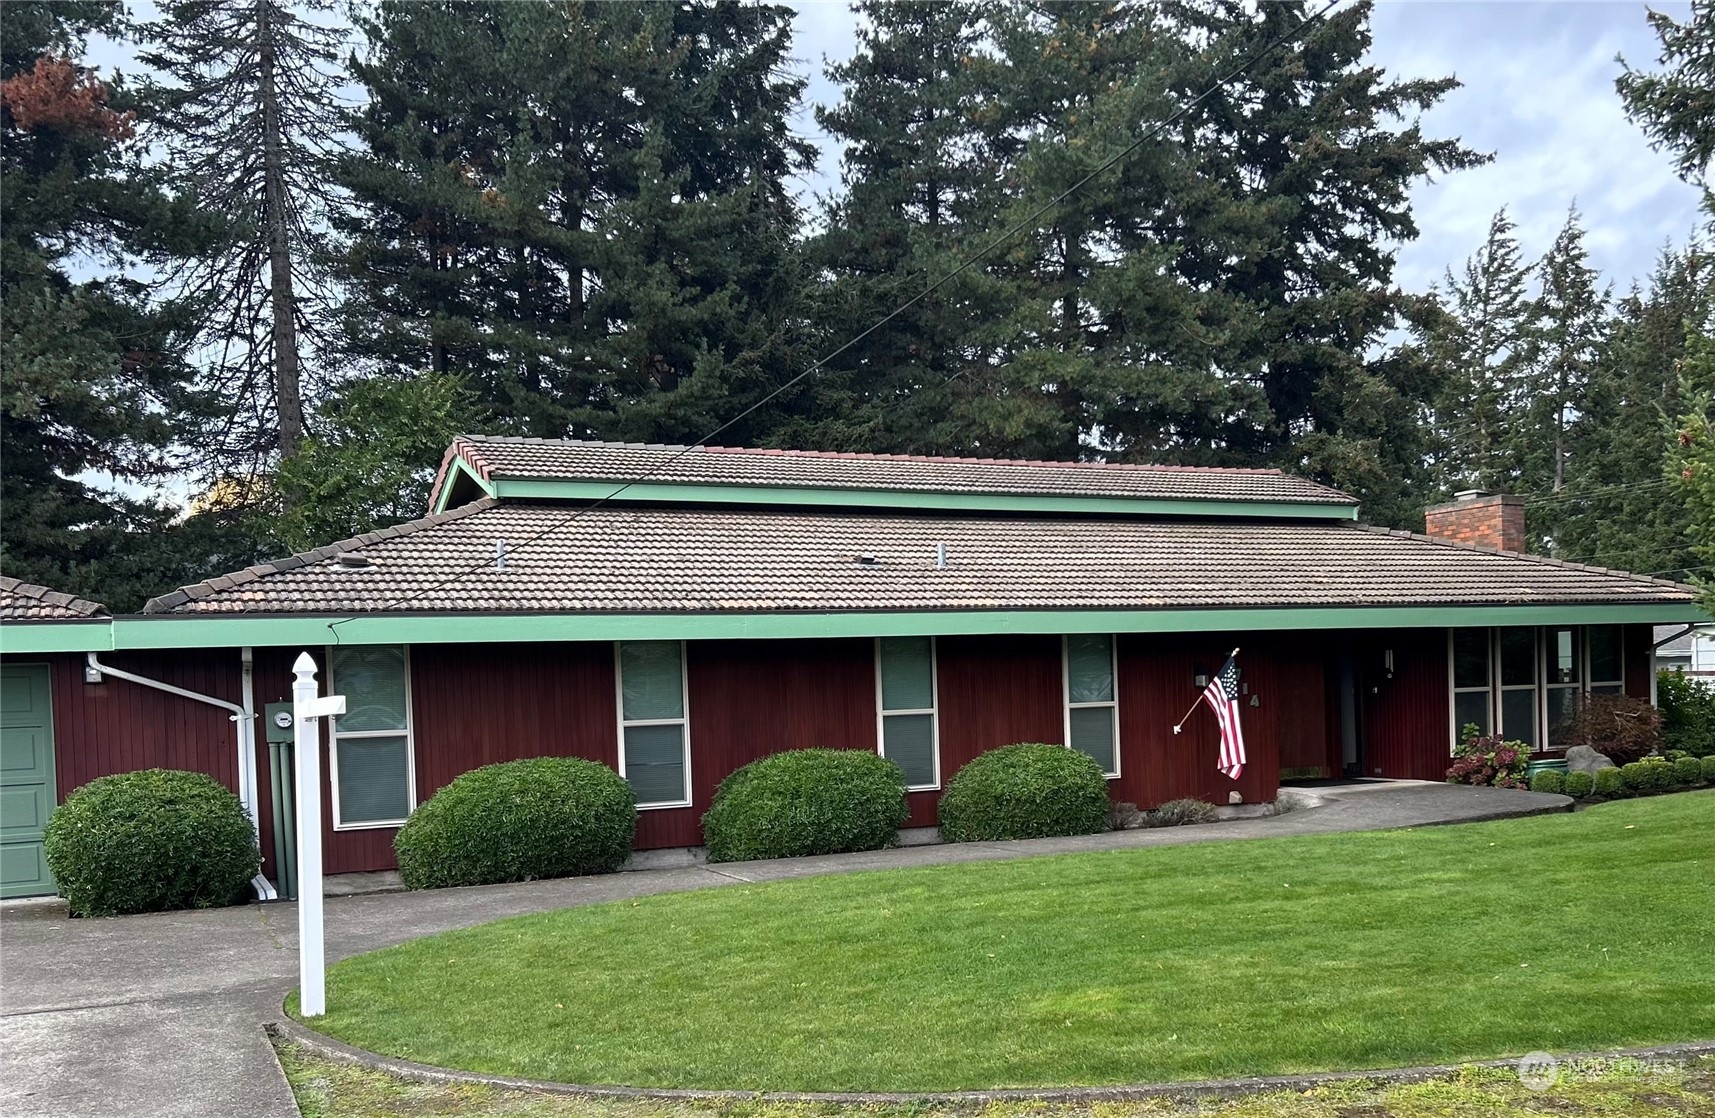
[1424,490,1526,553]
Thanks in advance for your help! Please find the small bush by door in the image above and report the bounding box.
[938,743,1110,842]
[395,758,635,889]
[702,749,908,863]
[44,769,260,918]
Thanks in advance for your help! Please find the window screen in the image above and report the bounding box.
[329,646,414,827]
[618,642,689,806]
[877,637,938,789]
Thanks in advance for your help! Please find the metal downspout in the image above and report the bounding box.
[84,652,277,901]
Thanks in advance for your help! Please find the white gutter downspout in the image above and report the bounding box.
[84,652,278,901]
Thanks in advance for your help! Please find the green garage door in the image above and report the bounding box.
[1,664,58,898]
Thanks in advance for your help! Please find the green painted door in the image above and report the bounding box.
[1,664,57,898]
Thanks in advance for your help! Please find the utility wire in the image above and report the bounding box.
[328,0,1347,638]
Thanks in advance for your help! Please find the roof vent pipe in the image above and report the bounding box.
[936,542,949,570]
[495,540,506,571]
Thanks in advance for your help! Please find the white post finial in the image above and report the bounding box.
[291,651,344,1019]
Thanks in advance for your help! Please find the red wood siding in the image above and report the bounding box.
[45,650,243,799]
[1624,623,1653,700]
[1359,628,1451,781]
[1111,634,1285,809]
[925,635,1066,826]
[639,637,877,848]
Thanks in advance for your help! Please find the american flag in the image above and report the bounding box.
[1200,654,1247,780]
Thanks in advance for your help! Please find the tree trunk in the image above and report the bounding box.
[258,0,305,461]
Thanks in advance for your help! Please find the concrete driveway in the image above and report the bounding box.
[0,781,1567,1118]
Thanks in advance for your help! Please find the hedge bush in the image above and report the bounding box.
[1529,769,1565,795]
[395,758,635,889]
[938,744,1109,842]
[1619,759,1670,793]
[1657,670,1715,757]
[43,769,260,918]
[1673,756,1704,787]
[701,749,908,863]
[1593,767,1626,798]
[1563,770,1594,798]
[1704,755,1715,784]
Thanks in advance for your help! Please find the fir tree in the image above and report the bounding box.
[138,0,347,472]
[0,0,240,607]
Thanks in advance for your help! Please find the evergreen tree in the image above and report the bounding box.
[333,0,813,446]
[1618,1,1715,199]
[1425,209,1534,494]
[138,0,349,470]
[0,0,245,608]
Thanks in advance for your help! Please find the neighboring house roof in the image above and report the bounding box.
[429,436,1361,512]
[1655,624,1697,655]
[144,500,1698,616]
[0,577,107,620]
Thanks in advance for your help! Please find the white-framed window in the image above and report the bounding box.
[1447,626,1630,754]
[1450,628,1492,745]
[615,641,692,809]
[1063,634,1120,778]
[1587,626,1625,696]
[875,636,939,790]
[327,645,416,829]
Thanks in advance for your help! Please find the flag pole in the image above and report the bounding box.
[1172,647,1241,734]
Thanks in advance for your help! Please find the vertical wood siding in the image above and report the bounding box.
[1624,623,1653,700]
[1358,628,1451,781]
[1111,633,1287,810]
[638,637,877,848]
[46,650,243,798]
[928,634,1066,826]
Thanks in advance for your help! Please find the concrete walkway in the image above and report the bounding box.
[0,781,1567,1118]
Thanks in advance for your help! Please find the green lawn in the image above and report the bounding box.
[301,792,1715,1092]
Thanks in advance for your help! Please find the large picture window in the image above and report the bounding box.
[875,637,939,790]
[1447,626,1629,755]
[1064,634,1119,778]
[328,645,415,829]
[616,641,691,808]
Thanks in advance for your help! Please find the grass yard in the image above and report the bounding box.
[298,792,1715,1092]
[276,1042,1715,1118]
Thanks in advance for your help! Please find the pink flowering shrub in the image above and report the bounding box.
[1445,724,1531,789]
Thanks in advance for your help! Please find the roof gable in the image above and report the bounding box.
[428,436,1361,519]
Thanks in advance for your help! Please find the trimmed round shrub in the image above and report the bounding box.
[395,758,635,889]
[938,743,1109,843]
[701,749,908,863]
[1593,767,1627,798]
[1563,770,1595,798]
[1672,755,1703,787]
[1529,769,1565,795]
[1703,755,1715,785]
[44,769,260,918]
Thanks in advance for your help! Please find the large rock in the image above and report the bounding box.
[1564,744,1617,776]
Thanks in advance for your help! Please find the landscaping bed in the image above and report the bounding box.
[295,792,1715,1093]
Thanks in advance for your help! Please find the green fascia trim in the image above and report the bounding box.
[433,457,497,512]
[3,602,1693,654]
[487,477,1363,520]
[0,622,114,655]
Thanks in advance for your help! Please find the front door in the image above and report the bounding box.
[1,664,58,898]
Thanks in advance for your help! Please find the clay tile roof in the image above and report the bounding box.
[144,502,1699,616]
[0,577,108,620]
[430,436,1360,508]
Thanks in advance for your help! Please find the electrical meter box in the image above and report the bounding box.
[264,702,297,744]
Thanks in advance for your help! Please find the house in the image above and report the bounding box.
[1655,623,1715,677]
[1,440,1705,898]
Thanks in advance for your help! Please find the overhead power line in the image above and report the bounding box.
[327,0,1347,637]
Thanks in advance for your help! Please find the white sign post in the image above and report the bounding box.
[292,651,344,1018]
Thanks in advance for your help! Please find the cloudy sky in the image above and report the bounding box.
[785,0,1705,296]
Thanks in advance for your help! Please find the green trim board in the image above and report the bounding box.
[471,476,1362,520]
[428,448,1361,520]
[433,456,497,511]
[0,621,115,655]
[2,602,1704,654]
